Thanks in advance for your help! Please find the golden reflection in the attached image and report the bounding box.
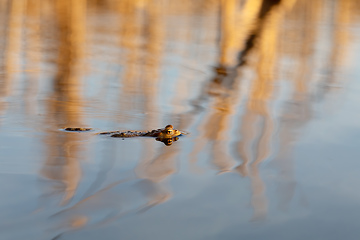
[1,0,25,98]
[190,96,238,173]
[116,0,143,117]
[269,0,320,211]
[219,0,238,67]
[187,0,298,220]
[188,0,247,173]
[324,0,353,96]
[234,0,296,220]
[42,0,177,232]
[24,0,41,115]
[40,0,87,206]
[54,0,86,100]
[136,0,176,212]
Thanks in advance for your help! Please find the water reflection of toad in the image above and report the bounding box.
[64,125,184,146]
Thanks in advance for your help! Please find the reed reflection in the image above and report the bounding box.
[271,0,321,211]
[184,0,340,221]
[189,0,243,173]
[0,0,25,116]
[40,0,87,206]
[134,0,178,213]
[186,0,292,220]
[42,1,178,235]
[24,0,41,115]
[322,0,353,97]
[117,0,143,117]
[235,0,297,220]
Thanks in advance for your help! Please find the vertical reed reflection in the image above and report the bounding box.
[116,0,175,212]
[40,0,87,206]
[188,0,297,220]
[322,0,352,97]
[44,1,175,234]
[271,0,320,211]
[235,0,296,220]
[1,0,25,103]
[136,0,177,211]
[117,0,142,116]
[189,0,243,173]
[24,0,41,115]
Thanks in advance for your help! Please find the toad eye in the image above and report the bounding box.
[167,130,172,134]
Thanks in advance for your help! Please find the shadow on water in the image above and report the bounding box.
[0,0,359,239]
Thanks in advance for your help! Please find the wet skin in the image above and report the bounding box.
[64,125,184,146]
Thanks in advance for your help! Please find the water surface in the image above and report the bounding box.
[1,0,360,239]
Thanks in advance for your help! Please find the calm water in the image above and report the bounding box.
[1,0,360,239]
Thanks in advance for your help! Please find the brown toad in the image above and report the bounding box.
[64,125,184,146]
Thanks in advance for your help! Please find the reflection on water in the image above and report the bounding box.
[0,0,360,239]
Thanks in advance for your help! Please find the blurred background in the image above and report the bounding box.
[0,0,360,239]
